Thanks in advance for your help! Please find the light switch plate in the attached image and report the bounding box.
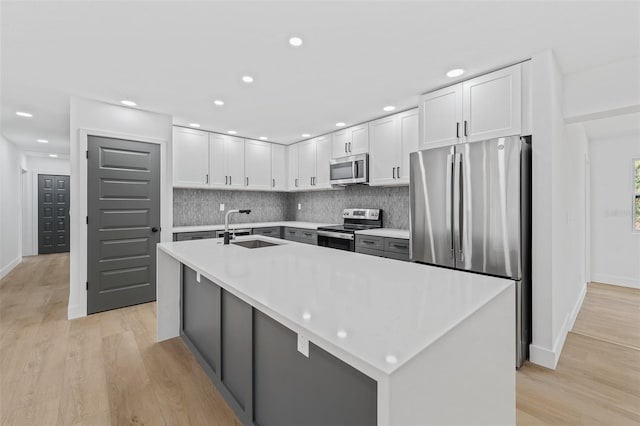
[219,203,225,211]
[298,203,302,210]
[297,334,309,357]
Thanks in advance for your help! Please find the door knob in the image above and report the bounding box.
[152,227,159,232]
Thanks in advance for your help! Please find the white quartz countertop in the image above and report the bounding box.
[172,221,334,233]
[158,236,512,376]
[355,228,410,239]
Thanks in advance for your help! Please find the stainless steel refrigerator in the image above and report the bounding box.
[409,136,531,368]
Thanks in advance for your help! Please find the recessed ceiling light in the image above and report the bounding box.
[228,130,237,135]
[385,355,398,365]
[214,99,224,106]
[242,75,254,84]
[336,122,346,127]
[383,106,396,112]
[49,154,58,158]
[301,133,310,138]
[446,68,465,78]
[289,36,303,47]
[189,123,201,128]
[259,136,268,140]
[37,139,49,144]
[337,329,348,339]
[120,100,137,106]
[16,111,32,118]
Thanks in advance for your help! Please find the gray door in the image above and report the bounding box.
[409,145,456,267]
[456,136,523,278]
[87,136,160,314]
[38,174,70,254]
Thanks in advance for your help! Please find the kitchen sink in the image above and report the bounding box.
[232,239,282,249]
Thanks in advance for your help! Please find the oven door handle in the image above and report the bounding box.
[317,230,354,240]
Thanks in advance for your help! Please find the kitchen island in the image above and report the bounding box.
[157,236,515,426]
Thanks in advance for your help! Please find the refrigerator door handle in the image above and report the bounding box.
[453,152,464,263]
[445,153,454,259]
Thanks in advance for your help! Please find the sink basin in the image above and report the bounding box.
[232,239,282,249]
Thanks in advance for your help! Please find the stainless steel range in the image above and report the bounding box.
[317,209,383,251]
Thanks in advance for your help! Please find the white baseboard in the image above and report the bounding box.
[530,281,587,369]
[67,304,86,320]
[591,273,639,289]
[0,257,22,279]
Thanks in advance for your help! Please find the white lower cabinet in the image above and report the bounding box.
[244,139,272,190]
[369,108,418,186]
[173,127,210,188]
[271,144,287,191]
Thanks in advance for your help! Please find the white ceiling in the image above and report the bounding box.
[2,1,639,154]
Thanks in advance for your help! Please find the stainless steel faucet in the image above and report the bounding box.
[224,209,251,244]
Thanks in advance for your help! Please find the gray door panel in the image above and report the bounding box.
[409,146,455,266]
[38,174,70,254]
[87,136,160,314]
[456,137,522,278]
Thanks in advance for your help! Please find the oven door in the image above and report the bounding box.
[317,231,355,251]
[330,154,368,185]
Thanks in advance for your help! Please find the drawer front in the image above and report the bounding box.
[355,247,385,258]
[355,235,384,250]
[283,227,299,241]
[384,237,410,255]
[253,227,282,238]
[298,230,317,245]
[175,231,217,241]
[384,251,410,262]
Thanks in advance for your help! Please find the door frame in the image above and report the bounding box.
[75,128,169,318]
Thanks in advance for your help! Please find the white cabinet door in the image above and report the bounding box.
[462,63,521,142]
[226,136,245,188]
[209,133,227,187]
[349,123,369,155]
[314,135,332,188]
[173,127,209,187]
[287,144,299,190]
[369,115,398,186]
[397,108,419,183]
[419,84,463,150]
[245,139,272,190]
[332,129,349,158]
[271,144,287,191]
[297,139,316,189]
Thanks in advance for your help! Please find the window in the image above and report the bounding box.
[635,159,640,231]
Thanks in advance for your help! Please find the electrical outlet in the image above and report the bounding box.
[297,334,309,357]
[219,203,225,211]
[298,203,302,210]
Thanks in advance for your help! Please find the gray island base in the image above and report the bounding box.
[157,236,516,425]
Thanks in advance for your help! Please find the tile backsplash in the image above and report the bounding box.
[288,185,410,229]
[173,185,410,229]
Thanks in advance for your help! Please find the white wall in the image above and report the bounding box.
[21,156,71,256]
[564,55,640,122]
[0,135,26,278]
[529,51,588,369]
[590,133,640,288]
[68,97,172,319]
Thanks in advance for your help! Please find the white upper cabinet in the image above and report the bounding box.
[419,85,463,150]
[419,63,523,149]
[244,139,272,190]
[271,144,287,191]
[173,127,210,187]
[297,139,316,189]
[462,64,522,142]
[331,124,369,158]
[314,135,333,188]
[369,108,418,186]
[287,144,300,190]
[208,134,244,188]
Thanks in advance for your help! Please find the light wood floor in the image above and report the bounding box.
[1,254,639,425]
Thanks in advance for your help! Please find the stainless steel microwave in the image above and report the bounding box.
[330,154,368,186]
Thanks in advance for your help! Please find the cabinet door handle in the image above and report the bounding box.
[396,166,400,177]
[464,120,468,137]
[206,174,209,184]
[348,142,352,152]
[246,177,249,186]
[456,122,460,138]
[295,178,298,187]
[272,178,275,187]
[225,175,228,185]
[310,177,313,186]
[345,142,347,153]
[392,167,396,179]
[362,240,375,245]
[229,176,232,185]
